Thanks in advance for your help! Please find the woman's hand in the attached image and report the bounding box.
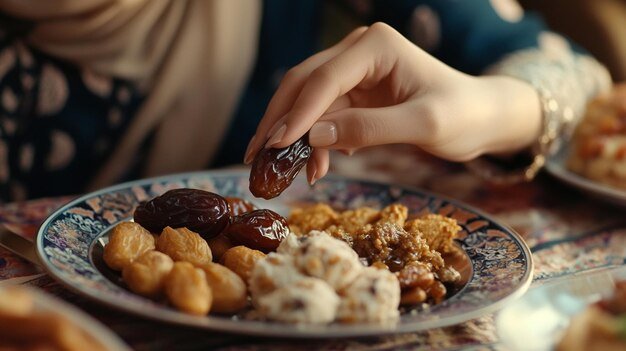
[244,23,542,184]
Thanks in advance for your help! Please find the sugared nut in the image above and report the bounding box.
[200,263,247,314]
[122,251,174,297]
[103,222,155,271]
[156,227,212,266]
[206,234,234,262]
[164,262,212,315]
[220,246,266,283]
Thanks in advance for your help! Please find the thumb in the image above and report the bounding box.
[308,105,433,149]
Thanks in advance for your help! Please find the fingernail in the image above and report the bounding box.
[309,121,337,147]
[265,124,286,148]
[243,134,257,164]
[308,165,318,186]
[266,116,287,138]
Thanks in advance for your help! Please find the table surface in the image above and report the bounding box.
[1,145,625,351]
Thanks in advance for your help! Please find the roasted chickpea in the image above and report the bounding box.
[164,262,212,315]
[103,222,155,271]
[200,263,247,314]
[220,246,266,283]
[122,251,174,297]
[156,226,212,266]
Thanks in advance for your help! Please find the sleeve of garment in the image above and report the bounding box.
[372,0,611,144]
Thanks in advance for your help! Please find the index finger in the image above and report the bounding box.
[266,25,398,149]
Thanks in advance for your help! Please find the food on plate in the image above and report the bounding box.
[0,287,108,351]
[249,134,312,199]
[206,234,234,261]
[556,280,626,351]
[292,232,362,290]
[224,209,290,253]
[220,245,267,283]
[199,263,248,314]
[102,187,462,323]
[225,196,258,216]
[134,188,230,239]
[248,252,307,300]
[337,266,401,324]
[103,221,155,270]
[122,250,174,297]
[164,262,212,315]
[256,277,340,324]
[567,85,626,189]
[156,226,213,266]
[250,232,400,325]
[288,203,461,306]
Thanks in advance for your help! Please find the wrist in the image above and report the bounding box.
[475,75,542,156]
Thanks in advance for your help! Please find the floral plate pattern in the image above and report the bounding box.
[36,170,532,338]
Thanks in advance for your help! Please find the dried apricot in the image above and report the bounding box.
[200,263,247,314]
[122,251,174,297]
[103,222,155,271]
[156,227,212,267]
[220,246,266,283]
[164,262,212,315]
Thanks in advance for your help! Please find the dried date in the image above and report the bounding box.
[224,209,289,252]
[225,197,257,216]
[134,188,230,240]
[249,134,312,199]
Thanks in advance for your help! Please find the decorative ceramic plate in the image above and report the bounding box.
[546,147,626,207]
[36,170,532,338]
[5,287,131,350]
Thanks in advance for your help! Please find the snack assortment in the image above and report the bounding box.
[288,203,461,305]
[556,281,626,351]
[102,187,462,325]
[567,85,626,189]
[0,287,109,351]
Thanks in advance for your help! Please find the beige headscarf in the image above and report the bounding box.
[0,0,261,189]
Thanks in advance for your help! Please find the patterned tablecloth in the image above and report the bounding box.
[1,145,625,351]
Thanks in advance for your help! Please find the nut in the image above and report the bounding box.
[200,263,247,314]
[164,262,212,315]
[220,246,266,283]
[122,251,174,297]
[156,226,212,266]
[103,222,155,271]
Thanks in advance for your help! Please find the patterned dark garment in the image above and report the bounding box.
[0,37,144,201]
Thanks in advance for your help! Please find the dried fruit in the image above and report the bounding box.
[103,222,155,271]
[134,188,230,240]
[220,246,266,283]
[224,209,289,253]
[200,263,247,314]
[164,262,212,315]
[122,251,174,297]
[206,234,234,262]
[249,134,312,199]
[156,227,212,267]
[225,197,257,216]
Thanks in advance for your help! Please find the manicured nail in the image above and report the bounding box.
[308,164,318,186]
[266,115,287,138]
[265,124,286,148]
[309,121,337,147]
[243,134,257,164]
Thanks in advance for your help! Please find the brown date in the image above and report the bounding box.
[249,134,312,199]
[134,188,230,240]
[225,197,257,216]
[224,209,289,253]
